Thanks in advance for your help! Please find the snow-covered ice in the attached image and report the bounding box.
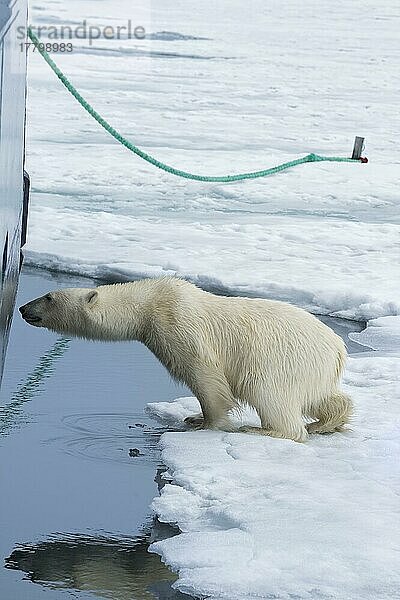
[24,0,400,597]
[26,0,400,321]
[349,315,400,352]
[148,340,400,599]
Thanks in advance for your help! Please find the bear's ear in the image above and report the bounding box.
[86,290,98,306]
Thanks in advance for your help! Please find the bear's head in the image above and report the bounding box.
[19,288,100,339]
[20,281,164,342]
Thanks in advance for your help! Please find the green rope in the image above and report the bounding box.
[28,27,362,182]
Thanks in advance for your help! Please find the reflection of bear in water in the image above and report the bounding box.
[5,527,187,600]
[20,277,352,442]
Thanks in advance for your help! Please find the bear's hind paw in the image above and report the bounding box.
[239,425,307,443]
[184,414,204,429]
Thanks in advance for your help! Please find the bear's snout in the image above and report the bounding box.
[19,302,43,326]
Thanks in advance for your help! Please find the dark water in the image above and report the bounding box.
[0,267,367,600]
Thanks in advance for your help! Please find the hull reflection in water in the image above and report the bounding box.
[5,524,190,600]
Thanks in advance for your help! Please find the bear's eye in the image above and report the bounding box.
[45,294,52,302]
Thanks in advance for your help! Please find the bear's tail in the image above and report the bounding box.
[307,391,353,435]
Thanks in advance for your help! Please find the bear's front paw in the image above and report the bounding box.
[184,414,204,429]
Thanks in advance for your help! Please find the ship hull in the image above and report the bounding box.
[0,0,28,383]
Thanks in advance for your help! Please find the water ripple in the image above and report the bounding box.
[46,412,168,465]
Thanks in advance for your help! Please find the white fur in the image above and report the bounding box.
[21,277,352,442]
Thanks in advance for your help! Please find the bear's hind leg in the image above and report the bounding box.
[240,403,308,443]
[307,391,353,434]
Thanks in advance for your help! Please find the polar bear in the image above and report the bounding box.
[19,277,352,442]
